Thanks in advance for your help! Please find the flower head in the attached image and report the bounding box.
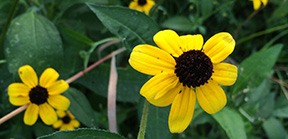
[8,65,70,126]
[129,0,155,15]
[252,0,268,10]
[129,30,238,133]
[53,110,80,131]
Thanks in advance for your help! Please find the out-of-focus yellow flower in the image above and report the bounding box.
[252,0,268,10]
[8,65,70,126]
[53,110,80,131]
[129,0,155,15]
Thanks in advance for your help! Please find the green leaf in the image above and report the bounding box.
[274,97,288,118]
[38,128,126,139]
[161,16,194,32]
[200,0,213,18]
[138,97,171,139]
[76,65,149,103]
[87,4,159,50]
[4,11,64,75]
[263,117,287,139]
[232,44,283,94]
[212,107,247,139]
[63,88,98,128]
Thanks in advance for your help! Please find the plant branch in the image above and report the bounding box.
[0,104,28,125]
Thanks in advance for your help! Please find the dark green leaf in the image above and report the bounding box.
[232,44,283,94]
[63,88,97,128]
[138,97,171,139]
[212,107,247,139]
[4,11,64,75]
[161,16,194,32]
[263,117,287,139]
[38,128,126,139]
[77,65,149,103]
[200,0,213,18]
[87,4,159,50]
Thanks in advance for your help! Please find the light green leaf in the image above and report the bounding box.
[38,128,126,139]
[76,65,149,103]
[263,117,287,139]
[63,88,98,128]
[212,107,247,139]
[87,4,159,50]
[232,44,283,94]
[4,11,64,75]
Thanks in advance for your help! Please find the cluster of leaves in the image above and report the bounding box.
[0,0,288,138]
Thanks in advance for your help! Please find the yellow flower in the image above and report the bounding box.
[53,110,80,131]
[129,0,155,15]
[129,30,238,133]
[252,0,268,10]
[8,65,70,126]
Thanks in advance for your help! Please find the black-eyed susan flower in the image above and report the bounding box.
[129,30,238,133]
[252,0,268,10]
[129,0,155,15]
[8,65,70,126]
[53,110,80,131]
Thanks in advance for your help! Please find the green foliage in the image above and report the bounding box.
[0,0,288,138]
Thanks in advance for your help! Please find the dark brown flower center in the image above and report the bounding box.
[29,86,48,105]
[138,0,147,6]
[62,115,71,124]
[175,50,213,88]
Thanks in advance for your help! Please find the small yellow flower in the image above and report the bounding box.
[252,0,268,10]
[129,30,238,133]
[8,65,70,126]
[129,0,155,15]
[53,110,80,131]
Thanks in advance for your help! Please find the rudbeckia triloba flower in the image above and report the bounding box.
[129,30,238,133]
[8,65,70,126]
[129,0,155,15]
[53,110,80,131]
[252,0,268,10]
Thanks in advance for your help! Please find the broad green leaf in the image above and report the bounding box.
[200,0,213,18]
[255,93,275,119]
[4,11,64,75]
[33,122,54,137]
[63,88,97,128]
[76,65,149,103]
[263,117,287,139]
[232,44,283,94]
[138,97,171,139]
[161,16,194,32]
[87,4,159,50]
[274,97,288,118]
[212,107,247,139]
[38,128,126,139]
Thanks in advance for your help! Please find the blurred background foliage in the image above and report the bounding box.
[0,0,288,138]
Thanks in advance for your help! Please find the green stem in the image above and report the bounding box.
[0,0,19,58]
[0,60,7,64]
[202,0,235,21]
[261,29,288,50]
[137,100,150,139]
[237,24,288,45]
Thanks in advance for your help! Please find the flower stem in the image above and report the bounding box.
[0,104,28,125]
[65,47,126,84]
[137,100,150,139]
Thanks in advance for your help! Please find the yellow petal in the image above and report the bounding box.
[202,32,235,63]
[39,68,59,88]
[261,0,268,6]
[47,95,70,110]
[47,80,69,95]
[18,65,38,88]
[253,0,261,10]
[143,0,155,15]
[212,63,238,86]
[129,44,176,75]
[9,96,30,106]
[53,120,63,129]
[71,120,80,128]
[196,80,227,114]
[56,110,66,118]
[67,111,75,119]
[140,73,180,107]
[60,124,74,131]
[179,34,203,52]
[8,83,29,97]
[24,103,39,125]
[168,87,196,133]
[39,103,57,125]
[153,30,183,57]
